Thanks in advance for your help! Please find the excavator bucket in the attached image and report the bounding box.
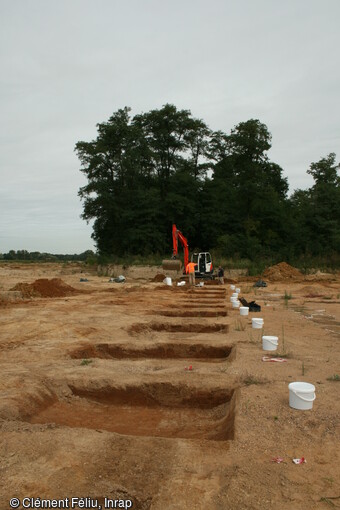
[162,259,182,271]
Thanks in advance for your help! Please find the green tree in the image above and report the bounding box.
[76,105,211,255]
[76,108,340,264]
[76,107,158,254]
[291,153,340,255]
[208,119,289,259]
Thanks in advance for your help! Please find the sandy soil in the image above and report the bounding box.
[0,263,339,509]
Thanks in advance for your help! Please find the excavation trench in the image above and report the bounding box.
[27,383,236,441]
[156,310,227,317]
[174,304,227,309]
[189,293,226,298]
[129,322,229,335]
[180,294,225,299]
[70,342,234,361]
[178,299,226,305]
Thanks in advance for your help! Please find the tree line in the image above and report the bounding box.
[75,104,340,264]
[1,250,95,262]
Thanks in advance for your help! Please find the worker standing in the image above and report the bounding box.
[186,261,197,286]
[218,265,224,285]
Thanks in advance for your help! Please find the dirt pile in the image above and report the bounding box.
[11,278,79,298]
[152,273,166,282]
[262,262,303,281]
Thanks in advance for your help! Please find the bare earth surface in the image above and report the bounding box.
[0,263,339,509]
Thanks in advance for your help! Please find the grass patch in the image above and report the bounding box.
[270,352,291,359]
[234,319,246,331]
[241,374,266,386]
[281,325,286,354]
[80,359,93,366]
[327,374,340,382]
[246,331,260,344]
[241,399,255,413]
[284,290,292,301]
[322,477,334,485]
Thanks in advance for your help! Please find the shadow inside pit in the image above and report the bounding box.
[156,310,228,317]
[129,322,229,335]
[70,342,234,362]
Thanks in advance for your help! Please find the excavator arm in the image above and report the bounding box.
[172,224,189,269]
[162,224,188,272]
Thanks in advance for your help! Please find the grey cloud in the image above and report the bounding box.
[1,0,339,252]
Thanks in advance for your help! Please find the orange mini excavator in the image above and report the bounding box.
[162,224,214,278]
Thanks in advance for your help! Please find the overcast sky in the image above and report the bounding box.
[1,0,339,253]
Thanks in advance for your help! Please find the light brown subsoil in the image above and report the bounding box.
[0,262,339,509]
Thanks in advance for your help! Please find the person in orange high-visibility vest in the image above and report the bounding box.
[186,261,197,286]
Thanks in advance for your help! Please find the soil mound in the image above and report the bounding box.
[262,262,302,281]
[152,273,166,282]
[11,278,79,298]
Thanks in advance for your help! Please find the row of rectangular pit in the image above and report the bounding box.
[25,287,236,441]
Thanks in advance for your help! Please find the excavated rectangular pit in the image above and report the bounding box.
[186,296,226,302]
[70,342,234,361]
[28,384,236,441]
[178,304,227,309]
[189,292,226,297]
[129,322,229,335]
[156,310,227,317]
[188,290,225,293]
[179,300,226,305]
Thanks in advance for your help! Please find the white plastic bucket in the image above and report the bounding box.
[252,318,264,329]
[288,382,316,410]
[232,300,240,308]
[164,277,172,286]
[262,335,278,351]
[230,284,235,290]
[235,287,241,293]
[240,306,249,316]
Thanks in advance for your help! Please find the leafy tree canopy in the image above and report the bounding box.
[75,106,339,262]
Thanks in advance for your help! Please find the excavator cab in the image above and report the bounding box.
[191,252,213,277]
